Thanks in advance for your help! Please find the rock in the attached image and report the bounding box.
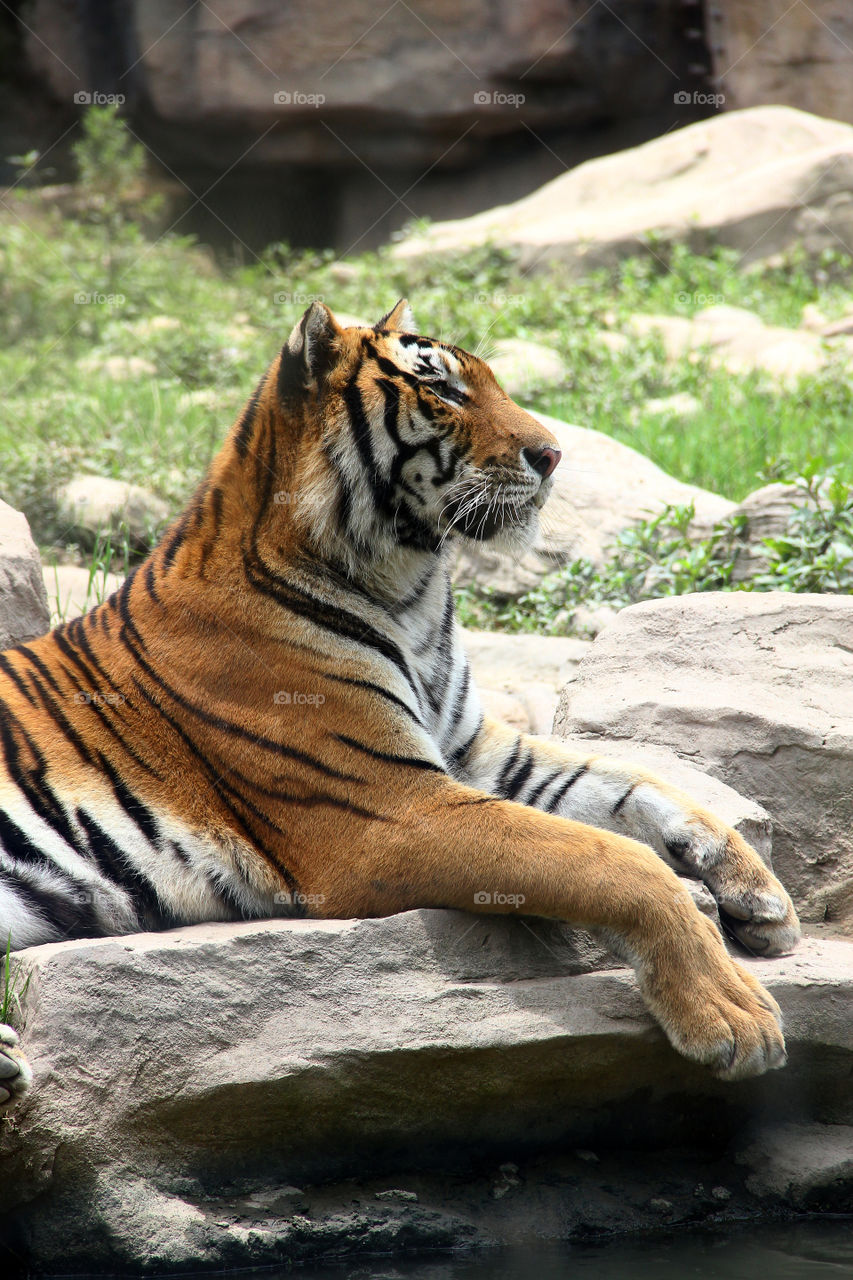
[41,563,126,625]
[626,307,832,384]
[725,483,813,584]
[0,500,50,648]
[736,1123,853,1210]
[453,411,734,596]
[76,355,158,380]
[395,107,853,272]
[55,475,171,550]
[478,687,531,733]
[463,629,591,735]
[125,315,181,338]
[488,339,566,400]
[571,604,620,640]
[2,913,850,1272]
[555,592,853,928]
[707,1,853,129]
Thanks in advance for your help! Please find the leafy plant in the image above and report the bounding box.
[454,467,853,635]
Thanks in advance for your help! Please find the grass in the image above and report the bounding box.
[1,935,30,1028]
[3,108,853,603]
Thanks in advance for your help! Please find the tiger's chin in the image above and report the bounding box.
[458,500,540,553]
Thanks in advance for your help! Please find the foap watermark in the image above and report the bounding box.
[474,90,525,108]
[474,291,525,310]
[273,291,325,305]
[73,690,127,706]
[474,890,526,908]
[273,90,326,107]
[274,890,327,908]
[674,89,725,108]
[74,291,126,307]
[273,690,326,707]
[676,291,725,306]
[74,90,126,106]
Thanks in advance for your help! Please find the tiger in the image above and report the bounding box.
[0,299,800,1114]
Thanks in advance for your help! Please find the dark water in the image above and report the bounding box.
[269,1221,853,1280]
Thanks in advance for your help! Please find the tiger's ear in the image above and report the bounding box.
[279,301,341,399]
[375,299,417,334]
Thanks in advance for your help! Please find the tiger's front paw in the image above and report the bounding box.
[707,831,800,957]
[641,916,787,1080]
[666,820,801,957]
[0,1024,32,1113]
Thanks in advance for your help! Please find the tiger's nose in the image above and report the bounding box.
[523,445,562,479]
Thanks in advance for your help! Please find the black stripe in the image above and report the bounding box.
[495,736,523,792]
[612,783,637,814]
[144,558,161,606]
[0,654,38,708]
[0,863,101,940]
[450,717,484,767]
[545,764,589,814]
[524,768,564,810]
[233,380,264,459]
[444,663,471,740]
[334,733,443,773]
[500,751,534,800]
[75,807,163,928]
[324,673,423,725]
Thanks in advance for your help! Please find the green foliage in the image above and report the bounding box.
[456,469,853,635]
[2,106,853,586]
[1,936,30,1030]
[754,460,853,593]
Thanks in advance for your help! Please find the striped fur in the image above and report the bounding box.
[0,299,800,1105]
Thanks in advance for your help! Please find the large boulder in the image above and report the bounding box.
[395,107,853,271]
[453,411,733,596]
[55,475,171,550]
[2,912,850,1271]
[0,500,50,649]
[463,628,591,736]
[554,593,853,929]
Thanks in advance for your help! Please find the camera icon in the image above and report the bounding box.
[473,890,491,905]
[274,891,293,905]
[273,690,291,704]
[473,90,491,105]
[74,291,89,304]
[673,90,691,105]
[273,291,289,303]
[74,90,92,105]
[274,90,292,105]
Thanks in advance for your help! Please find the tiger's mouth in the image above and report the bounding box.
[439,488,540,542]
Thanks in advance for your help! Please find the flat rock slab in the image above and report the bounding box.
[2,912,851,1271]
[555,592,853,929]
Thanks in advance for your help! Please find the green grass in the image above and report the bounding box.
[3,108,853,565]
[1,935,30,1029]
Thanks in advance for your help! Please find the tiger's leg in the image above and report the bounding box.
[0,1024,31,1114]
[297,774,786,1080]
[456,717,800,957]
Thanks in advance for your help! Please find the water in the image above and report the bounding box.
[270,1221,853,1280]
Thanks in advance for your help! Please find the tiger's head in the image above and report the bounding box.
[247,298,561,565]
